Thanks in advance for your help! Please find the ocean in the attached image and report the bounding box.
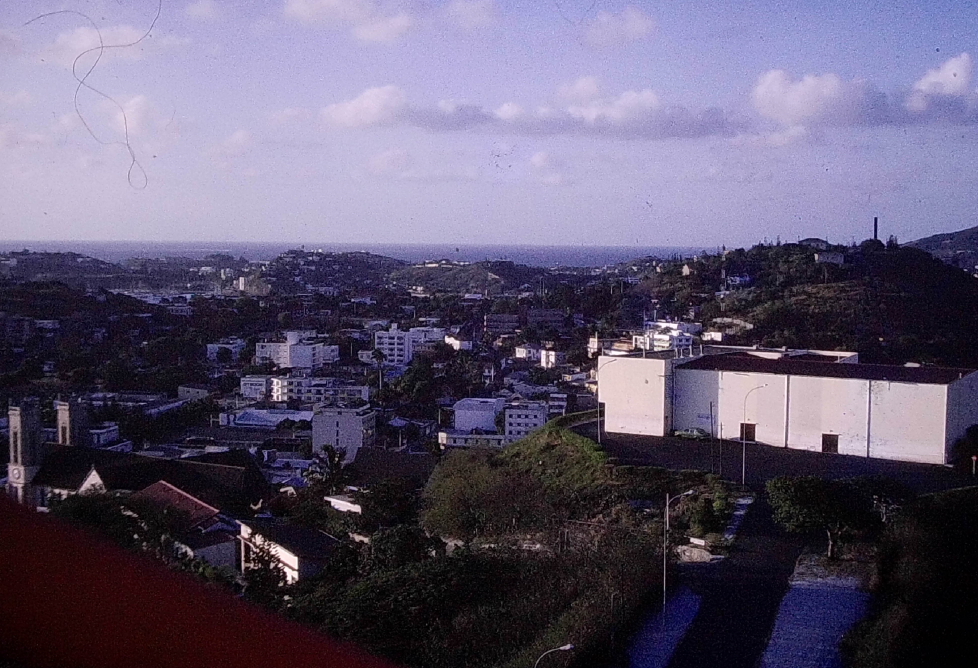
[0,241,713,268]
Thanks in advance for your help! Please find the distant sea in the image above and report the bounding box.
[0,241,713,268]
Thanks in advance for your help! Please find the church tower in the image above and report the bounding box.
[55,397,90,447]
[7,398,45,505]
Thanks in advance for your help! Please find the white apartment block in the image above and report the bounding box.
[240,375,274,400]
[206,337,247,362]
[598,349,978,466]
[453,397,505,433]
[373,325,448,365]
[504,401,548,442]
[540,349,568,369]
[270,376,370,404]
[255,331,339,370]
[312,405,376,464]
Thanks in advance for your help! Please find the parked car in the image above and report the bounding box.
[674,428,710,440]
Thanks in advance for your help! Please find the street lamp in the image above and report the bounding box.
[533,643,574,668]
[663,489,695,610]
[741,384,768,485]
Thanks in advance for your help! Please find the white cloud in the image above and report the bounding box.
[559,76,601,103]
[751,70,873,127]
[43,25,149,67]
[0,91,31,108]
[285,0,414,43]
[321,85,407,127]
[186,0,220,21]
[0,29,21,58]
[0,123,48,150]
[353,13,413,42]
[445,1,497,30]
[368,147,411,175]
[907,53,973,112]
[494,102,523,120]
[585,7,655,47]
[220,129,253,156]
[568,89,660,124]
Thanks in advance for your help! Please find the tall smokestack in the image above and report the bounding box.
[874,217,878,241]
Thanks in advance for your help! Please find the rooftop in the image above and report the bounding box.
[676,354,976,385]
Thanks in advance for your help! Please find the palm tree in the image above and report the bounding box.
[371,348,386,391]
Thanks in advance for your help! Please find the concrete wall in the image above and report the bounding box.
[786,376,870,456]
[598,356,672,436]
[673,369,720,435]
[716,371,788,447]
[869,381,947,464]
[945,371,978,463]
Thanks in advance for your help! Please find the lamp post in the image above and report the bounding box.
[533,644,574,668]
[663,489,695,610]
[741,384,768,485]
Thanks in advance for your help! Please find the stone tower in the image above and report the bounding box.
[55,397,90,447]
[7,398,45,505]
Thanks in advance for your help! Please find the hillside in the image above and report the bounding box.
[637,240,978,368]
[389,260,548,295]
[905,225,978,271]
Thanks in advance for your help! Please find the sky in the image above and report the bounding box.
[1,0,977,248]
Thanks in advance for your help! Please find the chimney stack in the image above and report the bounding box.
[874,216,878,241]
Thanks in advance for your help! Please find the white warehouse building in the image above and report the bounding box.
[598,350,978,466]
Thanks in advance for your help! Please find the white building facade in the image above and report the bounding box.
[504,401,548,442]
[255,331,339,370]
[598,351,978,466]
[312,405,376,463]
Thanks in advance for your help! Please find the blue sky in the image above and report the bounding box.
[1,1,977,247]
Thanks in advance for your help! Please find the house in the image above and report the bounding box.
[452,398,504,433]
[220,408,314,430]
[28,447,271,514]
[597,348,978,465]
[239,519,340,584]
[270,375,370,405]
[129,480,238,569]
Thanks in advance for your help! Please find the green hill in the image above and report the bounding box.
[638,240,978,367]
[389,260,547,295]
[905,224,978,272]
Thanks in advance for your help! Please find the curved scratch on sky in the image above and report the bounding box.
[24,1,163,190]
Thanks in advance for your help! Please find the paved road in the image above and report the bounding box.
[664,496,806,668]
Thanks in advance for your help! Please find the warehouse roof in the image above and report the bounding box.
[676,354,976,385]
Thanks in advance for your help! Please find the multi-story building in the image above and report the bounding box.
[6,398,46,505]
[452,398,505,433]
[270,376,370,405]
[240,375,274,400]
[504,401,548,443]
[372,325,447,365]
[312,405,376,464]
[206,337,247,362]
[540,349,568,369]
[254,331,339,370]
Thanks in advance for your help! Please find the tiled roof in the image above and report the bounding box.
[129,481,220,532]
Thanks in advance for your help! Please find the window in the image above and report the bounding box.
[821,434,839,454]
[739,423,756,442]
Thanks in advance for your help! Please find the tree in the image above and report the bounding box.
[242,537,288,609]
[766,476,875,558]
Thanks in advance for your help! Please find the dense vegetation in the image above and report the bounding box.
[842,487,978,668]
[637,241,978,367]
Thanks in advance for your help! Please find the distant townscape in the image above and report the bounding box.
[4,230,978,668]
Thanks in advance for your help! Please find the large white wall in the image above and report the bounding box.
[869,381,947,464]
[945,371,978,461]
[599,356,671,436]
[673,369,720,435]
[716,371,788,446]
[786,376,870,456]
